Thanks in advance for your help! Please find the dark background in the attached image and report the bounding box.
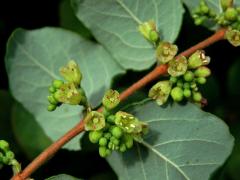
[0,0,240,179]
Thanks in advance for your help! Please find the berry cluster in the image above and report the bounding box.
[0,140,21,174]
[47,60,87,111]
[85,90,148,158]
[192,0,240,47]
[149,50,211,106]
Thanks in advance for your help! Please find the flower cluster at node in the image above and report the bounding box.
[0,140,21,175]
[84,89,148,158]
[149,50,211,106]
[47,60,87,111]
[192,0,240,46]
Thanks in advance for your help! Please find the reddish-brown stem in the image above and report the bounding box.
[12,28,226,180]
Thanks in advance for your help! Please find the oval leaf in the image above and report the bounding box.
[107,101,234,180]
[5,27,124,150]
[72,0,184,70]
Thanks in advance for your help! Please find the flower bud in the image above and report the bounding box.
[224,7,238,21]
[184,71,195,82]
[89,130,103,143]
[47,95,58,105]
[197,77,207,84]
[170,87,184,102]
[84,111,105,131]
[0,140,9,152]
[156,42,178,64]
[183,89,191,98]
[192,92,202,102]
[99,137,108,146]
[138,20,159,42]
[102,89,120,109]
[111,126,123,139]
[99,146,108,157]
[148,81,172,105]
[52,80,64,89]
[47,104,57,111]
[194,66,211,77]
[221,0,233,10]
[60,60,82,87]
[48,86,56,93]
[54,83,82,105]
[188,50,210,69]
[225,29,240,47]
[168,56,188,77]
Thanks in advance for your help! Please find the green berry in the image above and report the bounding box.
[190,82,197,89]
[197,77,207,84]
[224,7,238,21]
[194,66,211,77]
[177,80,183,87]
[52,79,64,89]
[193,92,202,102]
[107,115,116,124]
[99,137,108,146]
[171,87,184,102]
[170,76,178,84]
[6,151,15,160]
[89,131,103,144]
[48,95,58,105]
[119,144,127,152]
[184,71,194,82]
[149,30,159,42]
[125,137,133,149]
[0,140,9,151]
[47,104,56,111]
[48,86,56,93]
[110,137,120,146]
[111,126,123,139]
[183,89,191,98]
[99,146,108,158]
[183,82,190,89]
[200,5,209,14]
[194,17,204,26]
[104,132,112,139]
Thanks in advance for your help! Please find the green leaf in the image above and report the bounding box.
[46,174,81,180]
[107,100,234,180]
[72,0,184,70]
[11,102,52,159]
[5,27,124,150]
[59,0,92,39]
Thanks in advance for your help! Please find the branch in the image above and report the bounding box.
[11,28,226,180]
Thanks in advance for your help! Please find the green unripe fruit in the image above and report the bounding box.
[120,144,127,152]
[111,126,123,139]
[48,86,56,93]
[170,76,178,84]
[47,104,56,111]
[171,87,184,102]
[111,137,120,146]
[48,95,58,105]
[6,151,15,160]
[194,66,211,77]
[107,115,116,124]
[190,82,197,89]
[183,89,191,98]
[183,82,190,89]
[177,80,183,87]
[200,5,209,14]
[2,156,9,164]
[99,137,108,146]
[99,146,108,158]
[149,30,159,42]
[194,17,204,25]
[0,140,9,151]
[125,137,133,149]
[52,79,64,89]
[197,77,207,84]
[224,8,238,21]
[193,92,202,102]
[104,132,112,139]
[184,71,194,82]
[89,131,103,144]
